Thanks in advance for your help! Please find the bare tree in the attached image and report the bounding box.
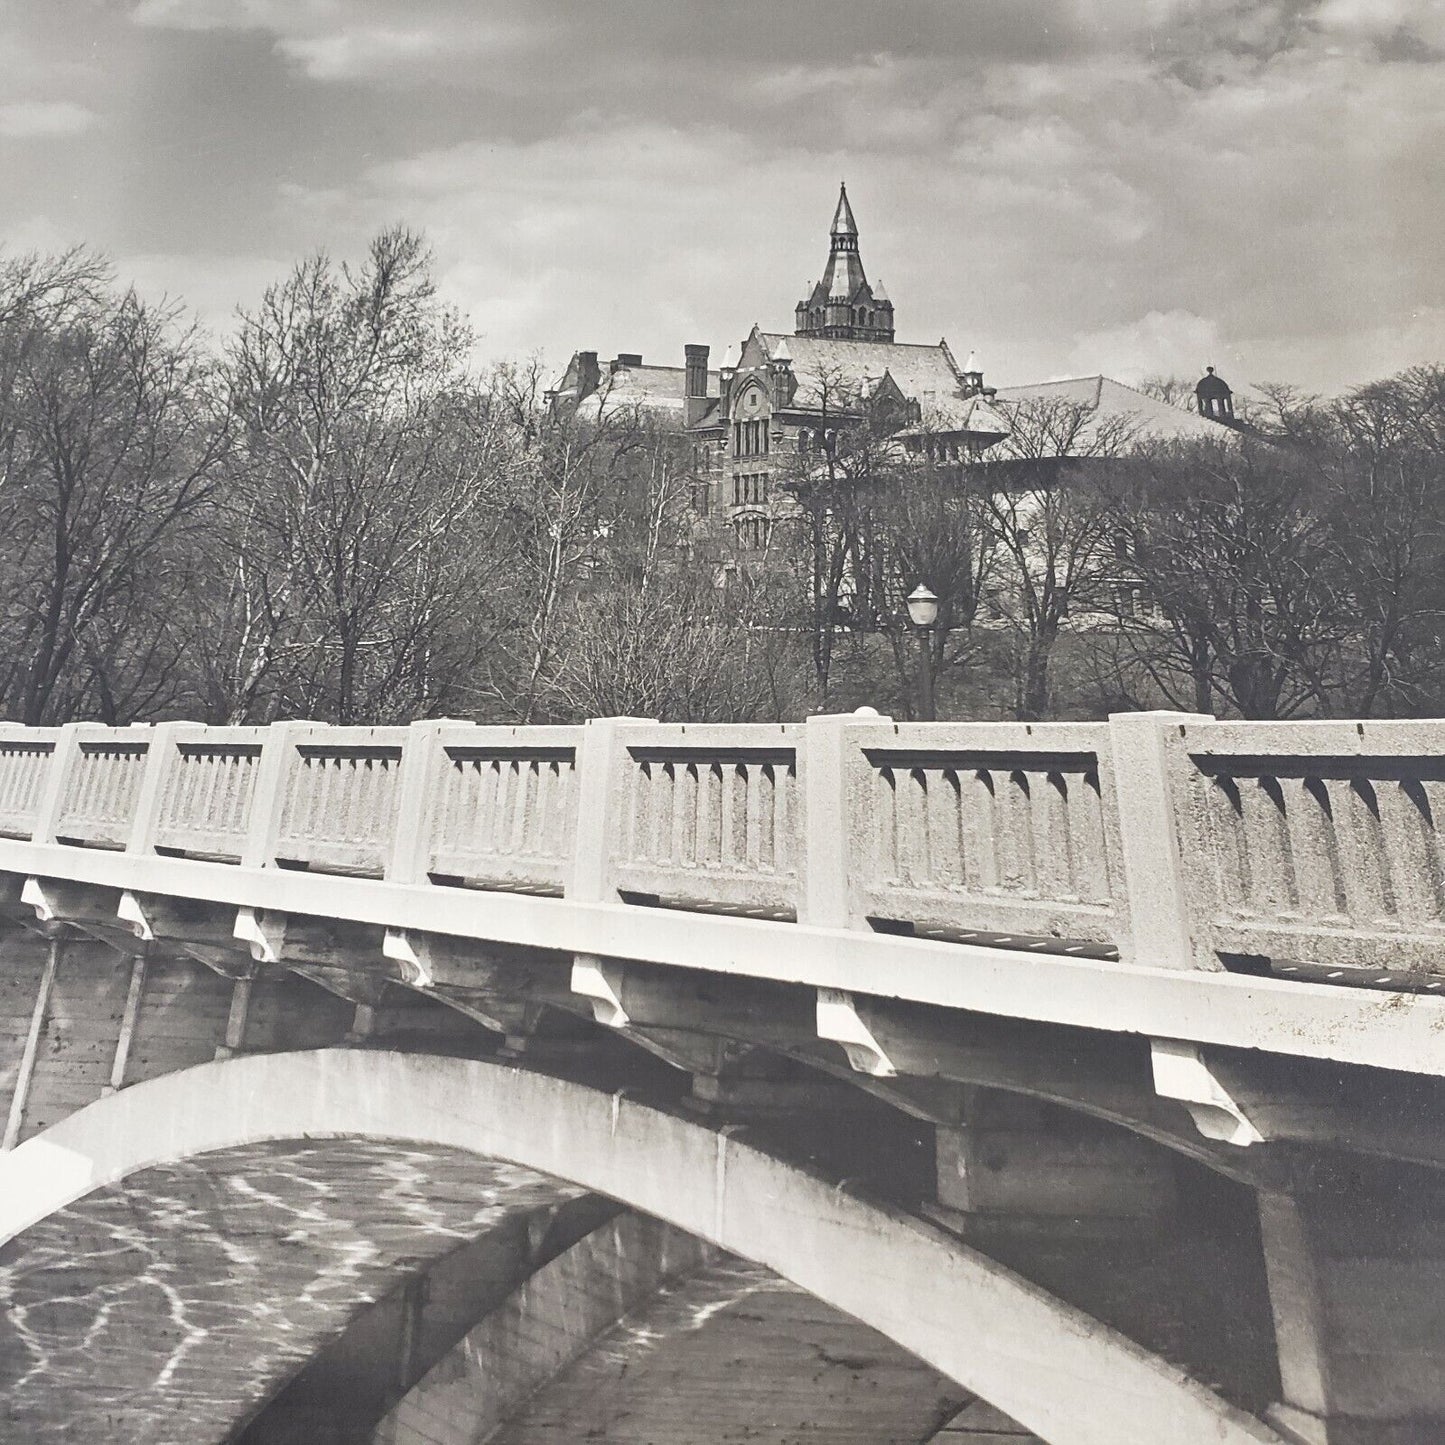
[1107,434,1346,718]
[201,227,498,724]
[480,365,697,721]
[980,395,1136,720]
[0,270,226,723]
[1322,367,1445,715]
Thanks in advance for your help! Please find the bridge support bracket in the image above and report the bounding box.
[572,953,628,1028]
[382,929,435,989]
[234,906,285,964]
[117,890,154,942]
[1150,1038,1263,1147]
[816,989,896,1077]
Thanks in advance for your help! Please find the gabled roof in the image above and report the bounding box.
[992,375,1230,445]
[757,331,961,412]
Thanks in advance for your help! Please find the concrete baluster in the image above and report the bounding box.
[1106,711,1214,971]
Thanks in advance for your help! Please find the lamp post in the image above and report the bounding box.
[905,583,939,721]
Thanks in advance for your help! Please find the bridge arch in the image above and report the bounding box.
[0,1048,1282,1445]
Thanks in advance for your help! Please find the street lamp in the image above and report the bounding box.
[905,583,939,721]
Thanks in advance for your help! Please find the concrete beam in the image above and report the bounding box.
[1,846,1434,1080]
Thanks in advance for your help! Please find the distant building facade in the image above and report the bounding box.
[550,184,1238,555]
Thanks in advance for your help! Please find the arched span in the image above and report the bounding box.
[0,1049,1284,1445]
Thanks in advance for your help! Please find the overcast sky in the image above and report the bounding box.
[2,0,1442,393]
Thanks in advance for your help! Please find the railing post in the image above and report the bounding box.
[28,722,102,845]
[124,721,197,855]
[231,720,321,994]
[567,717,653,905]
[1107,711,1213,970]
[240,720,320,871]
[799,711,880,929]
[385,720,466,887]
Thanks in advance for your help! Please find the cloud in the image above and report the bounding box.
[1066,309,1227,383]
[127,0,334,33]
[0,0,1433,394]
[128,0,536,80]
[0,101,96,138]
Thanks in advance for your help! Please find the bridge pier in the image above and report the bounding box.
[930,1089,1281,1417]
[1261,1169,1445,1445]
[930,1091,1190,1365]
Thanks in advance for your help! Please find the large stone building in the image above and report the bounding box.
[550,184,1236,552]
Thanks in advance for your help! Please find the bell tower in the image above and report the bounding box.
[794,183,895,343]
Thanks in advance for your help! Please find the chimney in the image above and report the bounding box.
[718,342,739,422]
[611,352,643,372]
[684,343,710,426]
[769,337,795,408]
[576,351,600,400]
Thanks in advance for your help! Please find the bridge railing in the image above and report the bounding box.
[0,726,63,841]
[840,720,1126,956]
[4,711,1443,986]
[1175,719,1445,979]
[608,723,803,920]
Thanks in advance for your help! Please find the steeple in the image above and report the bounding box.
[794,183,895,343]
[831,182,858,245]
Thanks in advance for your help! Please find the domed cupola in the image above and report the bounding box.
[1195,366,1235,424]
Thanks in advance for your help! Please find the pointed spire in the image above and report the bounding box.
[772,337,792,364]
[795,184,894,342]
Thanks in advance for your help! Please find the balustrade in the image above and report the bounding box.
[847,720,1124,955]
[1176,720,1445,982]
[0,730,59,840]
[610,724,802,919]
[3,711,1442,988]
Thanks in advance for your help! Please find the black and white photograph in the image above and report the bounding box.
[0,2,1443,1442]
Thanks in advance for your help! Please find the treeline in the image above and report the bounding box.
[773,372,1445,721]
[1,233,1442,726]
[0,231,764,726]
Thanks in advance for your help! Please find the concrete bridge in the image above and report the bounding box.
[2,711,1445,1444]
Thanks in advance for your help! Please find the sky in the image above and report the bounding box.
[1,0,1442,395]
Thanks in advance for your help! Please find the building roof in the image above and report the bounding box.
[757,332,962,412]
[569,362,719,420]
[992,375,1229,445]
[831,182,858,238]
[894,391,1012,441]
